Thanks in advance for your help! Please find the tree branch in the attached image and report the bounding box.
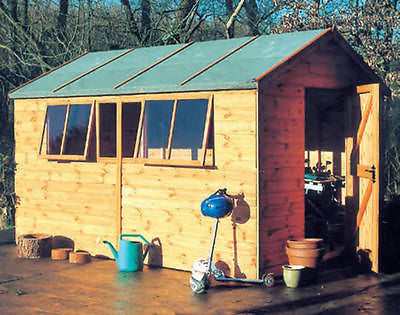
[226,0,245,39]
[120,0,141,44]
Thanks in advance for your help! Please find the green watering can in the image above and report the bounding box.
[103,234,150,272]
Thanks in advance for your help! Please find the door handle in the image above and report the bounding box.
[357,164,376,183]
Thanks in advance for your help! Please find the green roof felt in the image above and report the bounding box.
[9,29,328,99]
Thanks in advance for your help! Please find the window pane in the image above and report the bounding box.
[138,100,174,159]
[171,99,208,161]
[45,105,67,155]
[99,103,116,157]
[122,102,141,157]
[63,104,91,155]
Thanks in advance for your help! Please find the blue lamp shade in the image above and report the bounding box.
[201,194,233,218]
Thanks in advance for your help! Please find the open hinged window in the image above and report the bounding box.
[39,102,95,160]
[123,96,214,167]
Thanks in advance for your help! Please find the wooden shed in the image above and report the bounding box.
[9,28,388,277]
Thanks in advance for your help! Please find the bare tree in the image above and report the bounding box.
[142,0,151,44]
[244,0,259,35]
[225,0,235,38]
[0,0,398,200]
[58,0,69,39]
[7,0,17,22]
[21,0,28,31]
[225,0,245,38]
[120,0,141,44]
[171,0,200,42]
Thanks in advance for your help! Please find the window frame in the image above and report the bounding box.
[126,95,213,167]
[38,100,95,161]
[37,93,214,167]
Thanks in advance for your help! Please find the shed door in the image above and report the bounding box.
[347,84,380,272]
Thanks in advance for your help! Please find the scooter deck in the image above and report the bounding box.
[214,276,263,284]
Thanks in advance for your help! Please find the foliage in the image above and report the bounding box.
[0,143,16,228]
[384,97,400,196]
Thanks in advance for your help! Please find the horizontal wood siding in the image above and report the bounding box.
[14,99,116,256]
[258,41,362,275]
[15,90,258,278]
[121,90,258,278]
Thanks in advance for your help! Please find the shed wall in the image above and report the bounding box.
[258,41,366,275]
[14,90,259,278]
[14,99,116,256]
[121,90,259,278]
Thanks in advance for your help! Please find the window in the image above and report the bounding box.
[122,102,141,157]
[64,104,92,155]
[43,105,67,155]
[39,95,213,166]
[171,99,208,161]
[39,103,94,160]
[134,97,213,166]
[138,100,174,159]
[98,103,116,158]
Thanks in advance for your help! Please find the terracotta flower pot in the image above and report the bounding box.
[287,238,324,249]
[286,246,325,269]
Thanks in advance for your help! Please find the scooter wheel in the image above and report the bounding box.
[262,273,275,288]
[190,276,209,294]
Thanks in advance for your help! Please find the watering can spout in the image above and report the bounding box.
[103,240,118,260]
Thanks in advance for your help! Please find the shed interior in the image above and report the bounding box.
[305,88,348,245]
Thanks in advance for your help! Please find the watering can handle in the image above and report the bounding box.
[119,234,151,260]
[120,234,151,245]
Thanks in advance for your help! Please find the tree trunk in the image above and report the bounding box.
[120,0,140,44]
[17,234,52,259]
[87,0,93,50]
[8,0,17,22]
[225,0,235,38]
[244,0,259,35]
[21,0,28,30]
[226,0,246,39]
[175,0,196,42]
[57,0,69,39]
[141,0,151,44]
[0,1,6,13]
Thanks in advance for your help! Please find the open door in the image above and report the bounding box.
[346,83,381,272]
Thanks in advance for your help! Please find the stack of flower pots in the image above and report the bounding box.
[286,238,325,269]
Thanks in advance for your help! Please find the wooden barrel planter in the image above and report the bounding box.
[17,234,52,259]
[286,238,325,268]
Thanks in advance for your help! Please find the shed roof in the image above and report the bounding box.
[8,28,383,99]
